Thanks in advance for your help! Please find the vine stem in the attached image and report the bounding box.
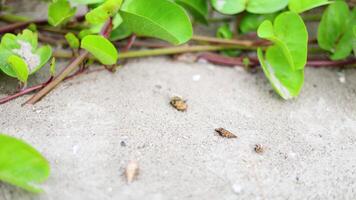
[24,18,112,105]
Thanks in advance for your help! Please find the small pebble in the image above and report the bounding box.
[215,128,237,138]
[125,160,139,184]
[232,183,242,194]
[120,141,126,147]
[170,96,187,112]
[254,144,264,154]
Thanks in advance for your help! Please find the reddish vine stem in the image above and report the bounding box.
[0,15,85,34]
[198,52,356,68]
[122,34,137,52]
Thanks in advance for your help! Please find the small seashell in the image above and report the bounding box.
[125,160,139,184]
[215,128,237,138]
[254,144,264,154]
[170,96,187,112]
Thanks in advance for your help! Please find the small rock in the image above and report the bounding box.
[170,96,187,112]
[338,71,346,83]
[254,144,264,154]
[125,160,139,184]
[215,128,237,138]
[72,145,79,154]
[120,141,126,147]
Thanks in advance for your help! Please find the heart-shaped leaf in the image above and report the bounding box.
[257,11,308,99]
[257,11,308,71]
[318,1,356,60]
[0,134,50,193]
[48,0,77,26]
[175,0,208,24]
[120,0,193,45]
[81,35,118,65]
[211,0,288,15]
[288,0,331,13]
[257,47,304,99]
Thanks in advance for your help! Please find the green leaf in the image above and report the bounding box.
[257,11,308,99]
[0,134,50,193]
[65,32,80,49]
[0,29,52,78]
[257,48,304,99]
[120,0,193,45]
[7,55,29,83]
[175,0,208,24]
[240,13,276,34]
[318,2,355,60]
[110,20,132,41]
[288,0,331,13]
[81,35,118,65]
[48,0,77,26]
[211,0,288,15]
[353,26,356,56]
[257,11,308,71]
[85,0,122,24]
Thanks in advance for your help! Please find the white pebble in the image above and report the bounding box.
[192,74,201,81]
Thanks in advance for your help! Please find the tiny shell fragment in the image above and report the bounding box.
[125,160,139,184]
[170,96,187,112]
[215,128,237,138]
[254,144,264,154]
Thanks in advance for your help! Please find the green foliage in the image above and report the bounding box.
[0,29,52,81]
[65,32,80,49]
[48,0,77,26]
[175,0,208,24]
[216,24,240,56]
[0,134,50,193]
[85,0,122,25]
[120,0,193,45]
[81,35,118,65]
[7,55,29,83]
[318,1,356,60]
[288,0,331,13]
[257,11,308,99]
[240,13,276,34]
[211,0,288,15]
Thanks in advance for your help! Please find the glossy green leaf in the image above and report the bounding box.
[48,0,77,26]
[81,35,118,65]
[120,0,193,45]
[288,0,331,13]
[65,32,80,49]
[0,134,50,193]
[85,0,122,24]
[318,2,355,60]
[257,11,307,99]
[257,11,308,71]
[353,26,356,56]
[175,0,208,24]
[240,13,276,34]
[257,48,304,99]
[110,21,132,41]
[7,55,29,83]
[211,0,288,15]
